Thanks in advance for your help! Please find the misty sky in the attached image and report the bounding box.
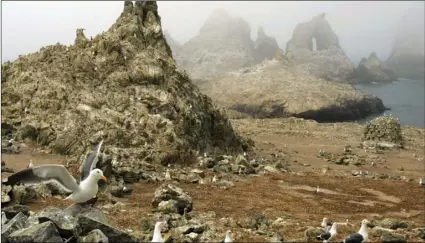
[2,1,424,64]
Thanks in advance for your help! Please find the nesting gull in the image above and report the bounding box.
[151,221,166,243]
[4,140,107,204]
[80,140,104,181]
[224,230,233,243]
[321,217,333,231]
[317,222,338,242]
[343,219,370,243]
[420,178,425,187]
[27,159,34,169]
[165,169,171,181]
[314,186,320,194]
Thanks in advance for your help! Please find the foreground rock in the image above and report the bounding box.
[285,13,355,82]
[354,52,398,83]
[1,1,249,182]
[1,204,137,243]
[199,59,385,122]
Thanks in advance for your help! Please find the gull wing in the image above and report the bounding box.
[4,164,79,193]
[80,139,104,181]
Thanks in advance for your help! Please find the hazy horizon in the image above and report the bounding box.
[2,1,424,65]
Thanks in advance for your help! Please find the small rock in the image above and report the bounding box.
[158,200,179,214]
[186,173,201,183]
[190,169,205,178]
[2,204,30,219]
[413,228,425,240]
[28,206,81,238]
[78,229,109,243]
[264,166,279,173]
[214,180,234,189]
[7,221,63,243]
[139,217,154,232]
[1,185,12,203]
[304,227,324,242]
[235,154,256,174]
[185,232,199,242]
[152,183,193,215]
[78,215,138,243]
[212,164,230,174]
[1,212,28,242]
[378,218,409,230]
[381,231,407,243]
[109,186,125,198]
[10,185,37,204]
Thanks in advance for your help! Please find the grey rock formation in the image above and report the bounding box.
[2,205,31,219]
[1,1,249,183]
[180,9,257,79]
[78,229,109,243]
[78,215,138,242]
[285,14,355,82]
[7,221,63,243]
[152,183,193,215]
[253,26,280,62]
[1,212,28,242]
[27,206,81,238]
[355,52,398,83]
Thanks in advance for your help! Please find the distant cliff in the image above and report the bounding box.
[354,52,398,83]
[385,8,425,80]
[176,9,280,79]
[285,13,355,82]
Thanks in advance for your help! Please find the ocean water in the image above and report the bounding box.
[354,79,425,128]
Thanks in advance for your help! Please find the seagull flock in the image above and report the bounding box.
[2,140,421,242]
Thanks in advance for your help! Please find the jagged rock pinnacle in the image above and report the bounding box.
[75,28,88,48]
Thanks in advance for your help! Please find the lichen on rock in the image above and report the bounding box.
[1,1,250,181]
[363,116,404,147]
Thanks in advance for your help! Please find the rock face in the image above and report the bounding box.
[179,9,256,79]
[198,59,386,122]
[285,14,355,82]
[1,2,249,181]
[386,8,425,80]
[354,52,398,83]
[253,26,280,62]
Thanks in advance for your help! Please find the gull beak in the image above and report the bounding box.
[101,176,107,182]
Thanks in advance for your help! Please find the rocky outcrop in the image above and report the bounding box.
[285,14,355,82]
[197,60,385,122]
[253,26,280,62]
[354,52,398,83]
[386,8,424,80]
[363,116,404,148]
[179,9,256,79]
[1,205,138,243]
[1,2,250,182]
